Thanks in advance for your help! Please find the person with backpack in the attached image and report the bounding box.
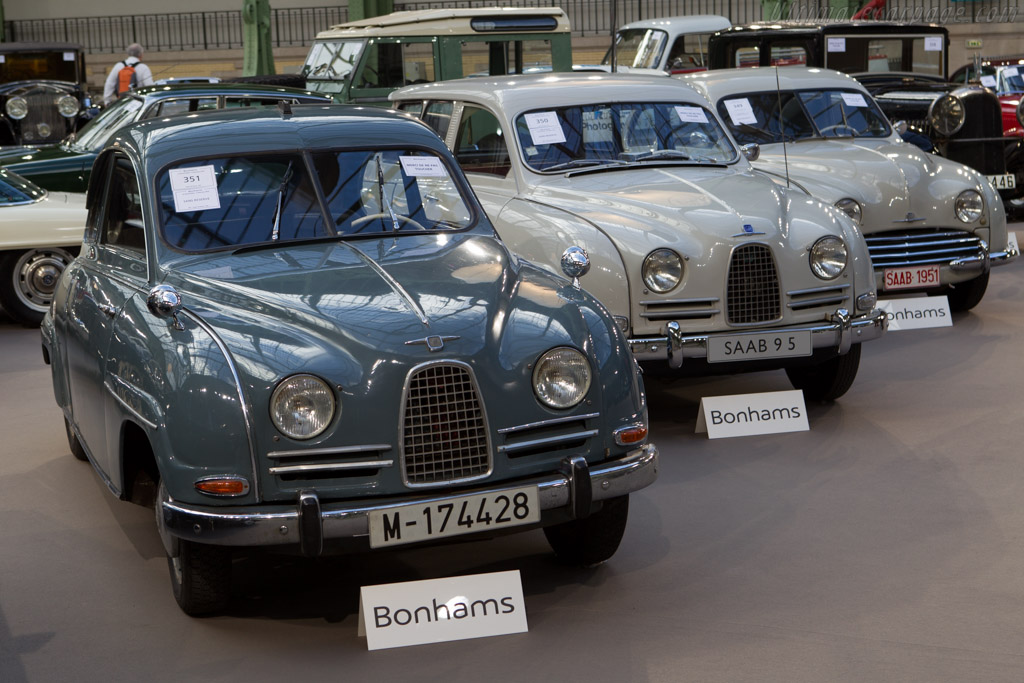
[103,44,154,104]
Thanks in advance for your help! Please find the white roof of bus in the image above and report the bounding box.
[617,15,731,35]
[318,7,570,38]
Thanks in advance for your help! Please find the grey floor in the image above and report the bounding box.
[2,231,1022,682]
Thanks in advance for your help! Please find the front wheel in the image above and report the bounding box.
[943,271,989,312]
[544,495,629,567]
[0,248,75,326]
[64,417,88,462]
[785,343,861,402]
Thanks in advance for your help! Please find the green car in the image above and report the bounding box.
[40,105,658,616]
[0,83,331,192]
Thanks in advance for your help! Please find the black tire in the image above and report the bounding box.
[65,417,88,462]
[168,539,232,616]
[944,272,989,312]
[544,495,629,567]
[0,248,75,327]
[785,343,861,402]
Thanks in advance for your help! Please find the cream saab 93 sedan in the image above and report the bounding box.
[392,73,886,401]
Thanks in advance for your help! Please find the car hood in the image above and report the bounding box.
[0,143,81,166]
[162,233,590,385]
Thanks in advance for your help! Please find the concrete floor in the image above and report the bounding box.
[1,232,1022,682]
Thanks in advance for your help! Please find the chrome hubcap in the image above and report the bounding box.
[15,249,72,312]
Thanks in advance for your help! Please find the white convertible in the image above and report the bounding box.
[392,73,887,400]
[0,168,85,325]
[683,67,1019,311]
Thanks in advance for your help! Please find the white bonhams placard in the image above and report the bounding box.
[877,295,953,331]
[1009,231,1019,254]
[696,390,808,439]
[358,570,528,650]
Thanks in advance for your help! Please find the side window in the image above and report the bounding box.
[667,34,710,71]
[357,40,435,88]
[770,45,807,66]
[395,101,424,116]
[460,39,555,77]
[423,101,454,140]
[100,157,145,253]
[454,106,511,176]
[734,45,761,68]
[148,97,218,118]
[224,97,295,109]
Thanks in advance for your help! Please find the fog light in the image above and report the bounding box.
[36,122,51,138]
[195,476,250,496]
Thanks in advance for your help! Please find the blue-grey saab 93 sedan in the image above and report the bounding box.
[40,104,657,615]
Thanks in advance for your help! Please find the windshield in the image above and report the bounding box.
[718,89,892,144]
[515,102,737,172]
[302,40,364,80]
[0,50,80,82]
[602,29,668,69]
[158,149,474,252]
[72,97,143,151]
[998,65,1024,93]
[0,168,45,203]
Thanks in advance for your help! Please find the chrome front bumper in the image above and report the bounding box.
[159,444,658,554]
[629,308,888,368]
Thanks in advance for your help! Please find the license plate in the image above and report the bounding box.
[987,173,1016,190]
[883,263,941,290]
[707,330,812,362]
[368,486,540,548]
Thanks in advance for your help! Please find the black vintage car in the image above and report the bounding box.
[707,22,1024,204]
[0,42,95,146]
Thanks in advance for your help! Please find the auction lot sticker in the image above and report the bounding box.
[169,165,220,213]
[696,390,809,439]
[877,295,952,331]
[359,571,528,650]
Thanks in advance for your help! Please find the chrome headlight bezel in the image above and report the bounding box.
[532,347,592,410]
[270,373,336,440]
[5,96,28,120]
[809,236,848,280]
[835,198,862,224]
[954,189,984,223]
[56,94,79,118]
[928,94,965,137]
[642,248,684,293]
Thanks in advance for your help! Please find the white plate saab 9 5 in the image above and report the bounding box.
[392,73,887,400]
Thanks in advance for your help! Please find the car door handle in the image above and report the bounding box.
[98,303,117,318]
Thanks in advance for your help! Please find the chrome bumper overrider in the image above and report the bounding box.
[160,444,658,552]
[949,240,1020,271]
[628,308,888,368]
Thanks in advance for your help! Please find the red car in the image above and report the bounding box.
[951,57,1024,137]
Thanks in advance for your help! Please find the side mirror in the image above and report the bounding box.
[740,143,760,162]
[894,120,909,136]
[560,246,591,289]
[147,284,185,330]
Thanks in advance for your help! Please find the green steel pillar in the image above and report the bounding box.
[1,1,6,42]
[829,0,862,20]
[348,0,395,22]
[242,0,275,76]
[760,0,792,21]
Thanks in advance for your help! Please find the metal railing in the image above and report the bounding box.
[3,0,1020,53]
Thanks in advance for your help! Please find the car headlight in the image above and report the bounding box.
[533,347,591,409]
[5,96,28,120]
[270,374,336,439]
[809,236,847,279]
[834,198,862,224]
[56,94,79,118]
[642,248,684,293]
[955,189,983,223]
[928,94,965,137]
[1017,97,1024,129]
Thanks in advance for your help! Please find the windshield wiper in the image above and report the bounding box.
[544,158,628,172]
[269,161,294,242]
[627,149,691,162]
[231,234,341,256]
[376,153,402,232]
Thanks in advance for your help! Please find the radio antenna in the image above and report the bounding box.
[775,66,791,188]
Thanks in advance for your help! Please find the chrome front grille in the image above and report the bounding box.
[864,229,984,269]
[787,284,850,311]
[401,362,491,487]
[22,92,65,144]
[726,244,781,324]
[640,297,720,321]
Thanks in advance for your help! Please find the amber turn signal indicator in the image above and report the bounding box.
[194,477,250,496]
[614,424,648,445]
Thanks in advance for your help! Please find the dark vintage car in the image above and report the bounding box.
[40,105,658,615]
[950,57,1024,138]
[0,42,95,146]
[707,22,1024,203]
[0,82,332,192]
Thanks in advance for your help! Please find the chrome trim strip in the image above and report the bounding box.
[786,284,851,296]
[159,444,658,547]
[641,310,719,319]
[269,460,394,475]
[345,242,429,326]
[638,297,719,306]
[103,378,159,431]
[498,430,600,454]
[990,244,1020,266]
[787,295,851,309]
[183,310,262,502]
[498,412,599,435]
[268,444,392,459]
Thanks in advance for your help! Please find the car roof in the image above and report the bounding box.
[682,66,867,101]
[618,15,731,34]
[718,21,946,36]
[317,7,569,38]
[130,82,329,101]
[111,105,446,173]
[392,72,705,115]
